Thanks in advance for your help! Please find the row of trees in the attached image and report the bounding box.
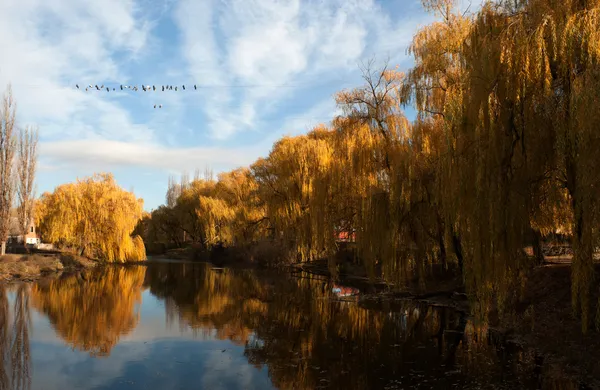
[141,0,599,330]
[0,85,39,255]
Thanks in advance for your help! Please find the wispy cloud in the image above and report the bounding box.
[0,0,153,142]
[174,0,428,140]
[0,0,472,209]
[41,139,264,173]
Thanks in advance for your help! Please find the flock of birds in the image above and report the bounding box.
[75,83,204,108]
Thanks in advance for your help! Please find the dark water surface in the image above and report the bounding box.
[0,261,584,389]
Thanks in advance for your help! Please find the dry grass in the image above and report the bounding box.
[0,252,98,282]
[0,254,64,282]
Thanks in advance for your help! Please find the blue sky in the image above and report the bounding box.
[0,0,481,211]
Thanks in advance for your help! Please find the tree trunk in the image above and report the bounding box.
[450,225,464,276]
[0,241,5,256]
[439,230,447,270]
[532,228,544,265]
[572,197,594,332]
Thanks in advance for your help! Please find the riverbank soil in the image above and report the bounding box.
[0,252,98,282]
[497,262,600,387]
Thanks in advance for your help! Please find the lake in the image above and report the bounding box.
[0,261,584,389]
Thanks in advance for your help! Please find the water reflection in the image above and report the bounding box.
[144,263,584,390]
[31,267,145,357]
[0,285,10,390]
[0,285,32,390]
[0,262,590,389]
[10,285,31,390]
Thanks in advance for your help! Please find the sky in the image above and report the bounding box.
[0,0,483,211]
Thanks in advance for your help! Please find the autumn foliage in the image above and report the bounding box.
[31,266,145,356]
[36,173,146,262]
[139,0,600,332]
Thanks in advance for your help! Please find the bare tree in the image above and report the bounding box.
[16,125,38,249]
[180,170,189,191]
[165,175,180,208]
[203,165,214,182]
[0,86,17,256]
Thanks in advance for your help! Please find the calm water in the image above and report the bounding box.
[0,261,584,390]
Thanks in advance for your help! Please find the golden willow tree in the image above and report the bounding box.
[402,0,600,329]
[334,64,439,284]
[489,0,600,330]
[213,168,265,246]
[36,173,146,262]
[401,0,473,273]
[449,0,599,328]
[142,168,265,252]
[252,128,336,263]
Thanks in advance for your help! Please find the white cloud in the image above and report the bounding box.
[277,98,341,138]
[0,0,154,143]
[174,0,426,140]
[40,139,266,174]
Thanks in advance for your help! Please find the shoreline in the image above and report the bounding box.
[0,252,99,283]
[4,247,599,387]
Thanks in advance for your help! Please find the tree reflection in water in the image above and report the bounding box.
[30,266,145,357]
[10,285,31,390]
[0,285,31,390]
[143,262,583,390]
[0,263,585,389]
[0,285,9,390]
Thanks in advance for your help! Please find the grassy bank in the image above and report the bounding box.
[0,253,98,282]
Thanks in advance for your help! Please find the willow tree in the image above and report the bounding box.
[402,0,473,275]
[194,195,235,248]
[252,127,336,264]
[409,0,600,327]
[173,179,216,246]
[36,173,146,262]
[523,0,600,330]
[334,63,431,284]
[214,168,266,246]
[451,0,600,329]
[145,205,184,248]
